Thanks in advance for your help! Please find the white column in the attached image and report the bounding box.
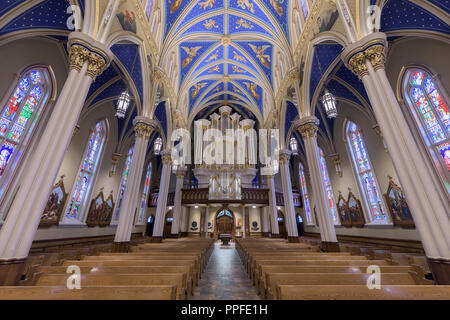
[152,150,172,240]
[296,117,338,250]
[267,175,279,235]
[279,150,299,241]
[180,206,189,235]
[0,35,113,260]
[261,206,270,235]
[113,118,157,249]
[242,206,247,239]
[343,34,450,282]
[171,166,186,236]
[204,206,210,238]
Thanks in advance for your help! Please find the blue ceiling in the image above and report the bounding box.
[380,0,450,34]
[163,0,290,119]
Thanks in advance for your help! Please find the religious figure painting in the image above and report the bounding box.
[181,46,202,68]
[384,178,415,229]
[170,0,183,13]
[270,0,284,16]
[116,10,137,34]
[249,44,271,69]
[237,0,255,13]
[99,194,115,227]
[336,193,352,228]
[39,177,68,227]
[316,8,339,34]
[86,192,105,227]
[348,192,365,228]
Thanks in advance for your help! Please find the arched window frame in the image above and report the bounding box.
[298,162,313,225]
[111,145,135,224]
[0,66,54,210]
[318,147,340,225]
[345,120,388,223]
[63,120,108,223]
[402,67,450,194]
[137,161,152,225]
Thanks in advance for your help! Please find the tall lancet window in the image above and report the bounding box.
[299,163,312,225]
[346,121,387,221]
[112,145,134,222]
[318,148,339,225]
[0,68,52,199]
[403,69,449,192]
[65,120,107,221]
[138,162,152,225]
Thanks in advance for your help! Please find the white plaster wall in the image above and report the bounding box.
[249,207,262,232]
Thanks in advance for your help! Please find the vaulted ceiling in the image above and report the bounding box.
[161,0,293,123]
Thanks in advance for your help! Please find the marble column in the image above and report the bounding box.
[296,117,339,252]
[343,33,450,283]
[0,34,113,285]
[171,166,186,237]
[279,150,299,242]
[151,150,172,242]
[261,206,270,237]
[242,206,247,239]
[180,206,189,237]
[204,206,210,238]
[113,117,158,252]
[267,175,279,236]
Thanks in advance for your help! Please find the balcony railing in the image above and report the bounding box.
[148,188,302,207]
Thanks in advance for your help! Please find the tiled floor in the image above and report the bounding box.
[190,242,261,300]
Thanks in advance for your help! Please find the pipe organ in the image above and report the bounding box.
[193,106,258,200]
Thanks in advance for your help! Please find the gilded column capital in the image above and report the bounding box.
[279,150,292,164]
[347,52,369,79]
[175,166,187,178]
[295,116,320,139]
[364,44,386,72]
[68,40,110,79]
[161,150,172,165]
[133,117,159,139]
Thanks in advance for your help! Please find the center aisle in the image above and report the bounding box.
[190,241,261,300]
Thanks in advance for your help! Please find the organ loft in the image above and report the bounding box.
[0,0,448,303]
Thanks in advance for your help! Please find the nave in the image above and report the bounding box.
[0,236,449,300]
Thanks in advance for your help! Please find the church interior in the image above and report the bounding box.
[0,0,449,301]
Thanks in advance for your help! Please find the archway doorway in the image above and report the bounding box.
[146,215,155,237]
[278,211,287,239]
[163,210,173,238]
[215,208,235,240]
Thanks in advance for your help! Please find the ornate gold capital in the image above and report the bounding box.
[135,123,154,138]
[365,45,386,72]
[298,123,319,139]
[69,44,90,72]
[162,151,172,165]
[69,42,109,79]
[348,52,369,79]
[279,150,292,164]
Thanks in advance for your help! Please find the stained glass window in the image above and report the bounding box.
[0,69,50,195]
[318,148,339,225]
[299,163,312,225]
[138,162,152,224]
[112,145,135,222]
[405,69,450,190]
[65,121,107,221]
[346,121,386,221]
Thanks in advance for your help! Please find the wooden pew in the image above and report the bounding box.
[248,255,370,280]
[253,260,391,283]
[34,273,187,300]
[256,265,424,296]
[62,260,199,286]
[265,273,431,299]
[275,285,450,300]
[0,285,177,300]
[33,265,193,295]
